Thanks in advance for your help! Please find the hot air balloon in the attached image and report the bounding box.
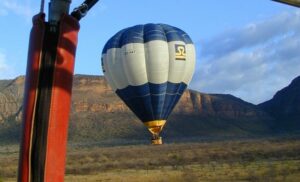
[101,24,195,144]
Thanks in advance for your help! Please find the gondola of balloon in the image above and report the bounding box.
[101,24,196,144]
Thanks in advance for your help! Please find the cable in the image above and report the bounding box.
[40,0,45,13]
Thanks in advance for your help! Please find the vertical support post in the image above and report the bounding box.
[18,1,80,181]
[49,0,72,23]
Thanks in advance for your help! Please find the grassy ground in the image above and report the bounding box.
[1,137,300,181]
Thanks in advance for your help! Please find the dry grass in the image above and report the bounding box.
[63,160,300,182]
[1,138,300,181]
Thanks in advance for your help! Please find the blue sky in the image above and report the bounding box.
[0,0,300,104]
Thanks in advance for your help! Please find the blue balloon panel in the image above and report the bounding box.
[102,24,193,54]
[116,82,187,122]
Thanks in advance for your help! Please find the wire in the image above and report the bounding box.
[40,0,45,13]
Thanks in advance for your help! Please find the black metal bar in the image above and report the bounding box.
[71,0,100,20]
[84,0,99,10]
[31,22,60,181]
[272,0,300,8]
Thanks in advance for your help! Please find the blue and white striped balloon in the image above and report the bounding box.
[101,24,195,143]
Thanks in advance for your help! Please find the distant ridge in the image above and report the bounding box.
[259,76,300,131]
[1,74,299,144]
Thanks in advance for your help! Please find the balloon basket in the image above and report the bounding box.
[151,137,162,145]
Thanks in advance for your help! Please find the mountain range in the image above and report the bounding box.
[0,75,299,144]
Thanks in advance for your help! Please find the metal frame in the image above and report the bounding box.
[48,0,72,23]
[272,0,300,7]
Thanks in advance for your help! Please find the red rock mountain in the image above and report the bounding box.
[0,75,279,143]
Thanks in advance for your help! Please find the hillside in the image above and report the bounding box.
[0,75,276,143]
[259,76,300,131]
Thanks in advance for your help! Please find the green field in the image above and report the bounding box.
[1,137,300,181]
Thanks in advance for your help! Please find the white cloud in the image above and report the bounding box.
[0,8,8,16]
[0,52,9,79]
[191,10,300,104]
[0,51,16,79]
[0,0,35,20]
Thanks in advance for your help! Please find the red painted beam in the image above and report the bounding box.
[18,13,79,182]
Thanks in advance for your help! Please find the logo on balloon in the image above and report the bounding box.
[175,44,186,61]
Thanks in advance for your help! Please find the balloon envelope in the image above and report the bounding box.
[101,24,195,143]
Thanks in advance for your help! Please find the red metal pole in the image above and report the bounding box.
[18,0,80,181]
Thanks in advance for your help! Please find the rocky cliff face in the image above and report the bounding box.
[0,75,277,143]
[71,75,270,119]
[0,76,24,124]
[177,91,269,119]
[71,75,127,113]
